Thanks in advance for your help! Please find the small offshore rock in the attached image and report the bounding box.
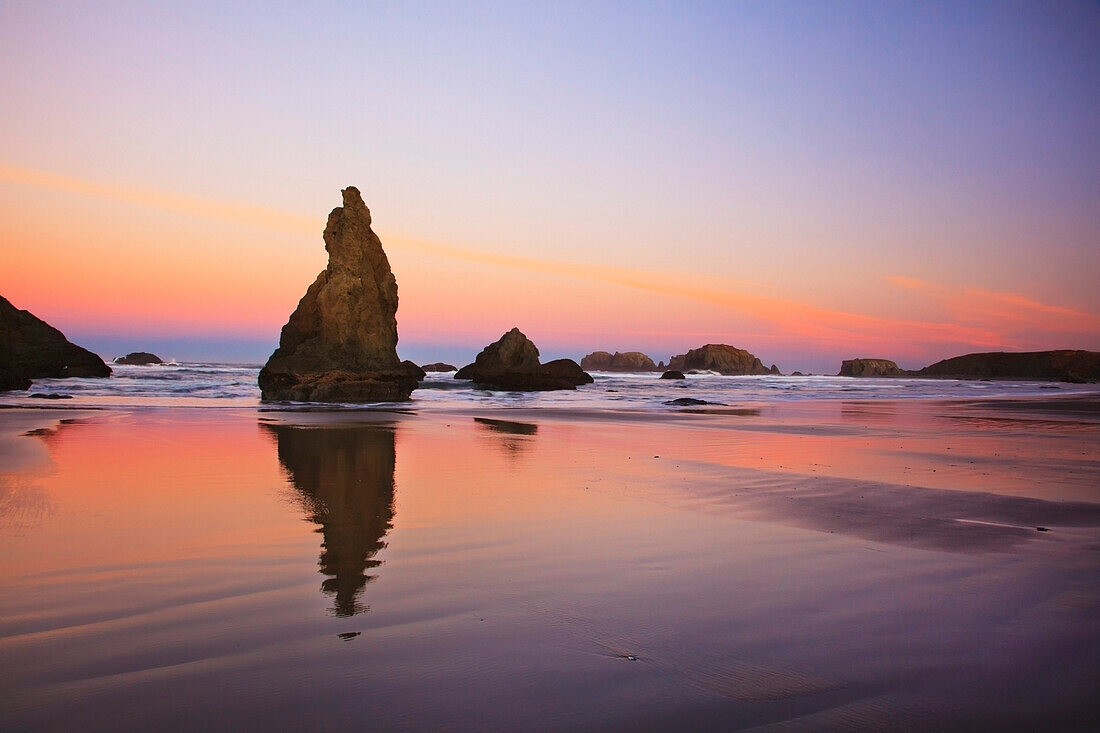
[455,328,592,391]
[660,370,686,380]
[114,352,164,365]
[666,344,776,376]
[665,397,720,406]
[421,362,458,372]
[580,350,658,371]
[838,358,902,377]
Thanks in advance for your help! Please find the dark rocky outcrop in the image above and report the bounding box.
[0,295,111,391]
[660,370,686,380]
[917,350,1100,383]
[421,362,458,373]
[114,352,164,365]
[455,328,593,391]
[838,358,902,377]
[666,344,777,376]
[665,397,722,406]
[580,351,658,372]
[258,187,421,402]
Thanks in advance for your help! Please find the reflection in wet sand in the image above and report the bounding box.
[677,465,1100,552]
[474,417,538,458]
[263,423,396,617]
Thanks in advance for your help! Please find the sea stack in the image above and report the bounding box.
[838,358,902,377]
[114,352,164,365]
[0,294,111,390]
[580,351,658,372]
[666,344,779,375]
[258,187,421,402]
[455,328,593,391]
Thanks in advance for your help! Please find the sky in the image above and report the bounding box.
[1,1,1097,372]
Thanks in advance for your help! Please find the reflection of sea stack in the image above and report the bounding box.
[258,187,421,402]
[263,423,396,617]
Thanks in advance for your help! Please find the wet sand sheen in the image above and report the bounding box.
[0,399,1097,731]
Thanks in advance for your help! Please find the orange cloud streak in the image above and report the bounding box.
[6,161,1093,359]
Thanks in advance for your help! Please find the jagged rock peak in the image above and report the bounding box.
[258,187,419,402]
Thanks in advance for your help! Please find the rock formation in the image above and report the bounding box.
[454,328,593,391]
[666,344,778,376]
[580,351,658,372]
[917,350,1100,383]
[0,295,111,391]
[258,187,422,402]
[838,358,902,377]
[421,362,458,372]
[114,352,164,365]
[660,370,686,380]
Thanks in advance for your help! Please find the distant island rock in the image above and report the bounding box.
[455,328,593,391]
[580,351,658,371]
[114,352,164,365]
[421,362,458,372]
[0,295,111,391]
[258,187,422,402]
[666,344,780,376]
[838,358,902,377]
[917,350,1100,383]
[660,370,686,380]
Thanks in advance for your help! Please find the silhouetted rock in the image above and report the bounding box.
[666,344,774,375]
[917,350,1100,383]
[541,358,595,385]
[665,397,721,406]
[660,370,686,380]
[839,358,902,377]
[258,187,421,402]
[455,328,593,391]
[421,362,458,372]
[0,295,111,391]
[580,350,658,371]
[402,360,427,381]
[768,364,782,375]
[114,352,163,365]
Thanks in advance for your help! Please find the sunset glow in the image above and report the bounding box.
[1,3,1097,371]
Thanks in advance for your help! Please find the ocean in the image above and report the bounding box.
[2,362,1093,410]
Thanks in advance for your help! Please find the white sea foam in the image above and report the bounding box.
[2,364,1095,411]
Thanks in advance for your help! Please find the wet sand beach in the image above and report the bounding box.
[0,397,1097,731]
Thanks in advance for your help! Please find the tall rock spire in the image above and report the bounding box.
[258,187,422,402]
